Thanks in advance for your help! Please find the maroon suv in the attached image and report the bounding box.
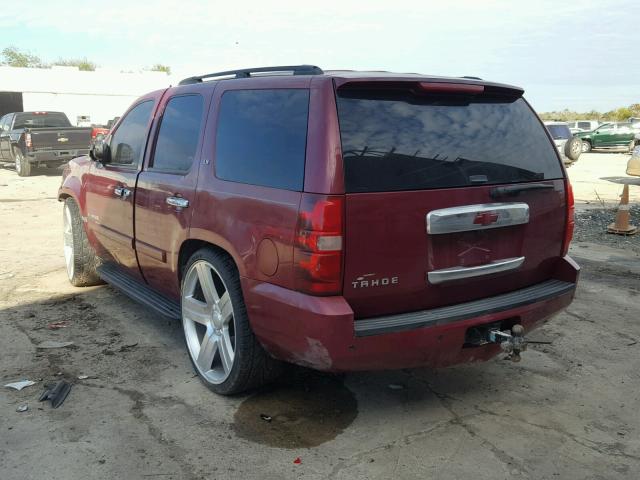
[59,65,579,394]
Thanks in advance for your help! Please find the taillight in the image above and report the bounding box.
[294,194,344,295]
[25,133,32,149]
[562,180,575,256]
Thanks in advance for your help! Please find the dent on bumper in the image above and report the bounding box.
[242,256,580,372]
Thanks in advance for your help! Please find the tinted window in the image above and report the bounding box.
[152,95,204,172]
[215,89,309,191]
[546,124,571,140]
[13,112,71,129]
[0,115,9,131]
[336,89,563,193]
[110,101,154,166]
[578,121,593,130]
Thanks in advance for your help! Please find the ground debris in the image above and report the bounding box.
[38,380,72,409]
[4,380,36,391]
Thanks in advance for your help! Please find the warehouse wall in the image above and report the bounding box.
[0,65,175,125]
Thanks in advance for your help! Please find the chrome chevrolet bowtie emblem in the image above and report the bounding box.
[57,137,69,143]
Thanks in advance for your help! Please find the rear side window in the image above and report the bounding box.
[110,100,154,166]
[336,88,563,193]
[546,124,571,140]
[151,95,204,172]
[215,89,309,191]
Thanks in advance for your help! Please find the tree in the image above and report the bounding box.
[52,57,97,71]
[1,46,43,68]
[149,64,171,75]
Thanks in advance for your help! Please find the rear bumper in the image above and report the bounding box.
[243,256,580,372]
[26,149,89,164]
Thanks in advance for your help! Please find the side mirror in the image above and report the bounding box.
[90,139,111,164]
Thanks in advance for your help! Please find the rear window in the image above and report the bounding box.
[13,112,71,129]
[546,124,572,140]
[215,89,309,191]
[336,88,563,193]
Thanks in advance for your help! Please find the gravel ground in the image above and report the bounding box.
[574,205,640,254]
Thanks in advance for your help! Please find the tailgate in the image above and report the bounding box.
[344,182,566,318]
[29,127,92,150]
[335,80,568,319]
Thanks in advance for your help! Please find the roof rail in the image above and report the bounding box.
[460,76,482,80]
[179,65,324,85]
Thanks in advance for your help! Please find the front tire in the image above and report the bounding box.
[63,198,102,286]
[14,149,31,177]
[181,248,282,395]
[581,140,592,153]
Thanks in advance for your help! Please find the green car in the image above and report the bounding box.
[575,122,638,153]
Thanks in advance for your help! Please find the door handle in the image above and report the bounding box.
[166,196,189,208]
[114,186,131,199]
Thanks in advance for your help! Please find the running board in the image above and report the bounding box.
[97,263,181,320]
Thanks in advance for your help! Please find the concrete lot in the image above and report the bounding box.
[1,154,639,480]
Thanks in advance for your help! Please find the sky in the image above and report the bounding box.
[1,0,638,112]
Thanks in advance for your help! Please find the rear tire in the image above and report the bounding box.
[181,248,282,395]
[581,140,592,153]
[63,198,102,286]
[629,140,636,154]
[14,148,31,177]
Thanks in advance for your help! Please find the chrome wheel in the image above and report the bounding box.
[14,152,22,173]
[182,261,236,385]
[581,141,590,153]
[63,203,74,280]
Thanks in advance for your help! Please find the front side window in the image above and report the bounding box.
[110,101,154,166]
[215,89,309,191]
[151,95,204,172]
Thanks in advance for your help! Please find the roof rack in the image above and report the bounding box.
[179,65,324,85]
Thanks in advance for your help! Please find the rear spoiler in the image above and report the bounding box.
[334,78,524,98]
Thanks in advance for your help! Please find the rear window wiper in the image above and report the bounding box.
[490,182,555,199]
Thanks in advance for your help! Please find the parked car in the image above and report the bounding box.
[575,122,637,153]
[0,111,92,176]
[58,65,579,395]
[544,121,582,166]
[567,120,599,135]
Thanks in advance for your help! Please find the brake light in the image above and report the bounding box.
[294,194,344,295]
[25,133,32,149]
[562,180,575,256]
[419,82,485,94]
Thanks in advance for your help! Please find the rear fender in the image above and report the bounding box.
[184,229,247,277]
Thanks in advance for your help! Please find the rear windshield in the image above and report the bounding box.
[336,88,563,193]
[13,112,71,129]
[546,124,572,140]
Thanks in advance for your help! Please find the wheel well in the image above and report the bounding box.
[177,240,236,281]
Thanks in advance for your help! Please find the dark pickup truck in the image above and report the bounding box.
[0,111,92,176]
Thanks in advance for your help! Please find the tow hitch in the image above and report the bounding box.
[465,323,527,362]
[488,324,527,362]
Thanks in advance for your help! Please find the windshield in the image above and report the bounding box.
[546,124,572,140]
[336,88,563,193]
[13,112,71,129]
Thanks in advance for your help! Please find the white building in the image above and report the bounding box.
[0,65,175,125]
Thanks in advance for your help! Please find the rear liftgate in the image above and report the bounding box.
[428,202,531,362]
